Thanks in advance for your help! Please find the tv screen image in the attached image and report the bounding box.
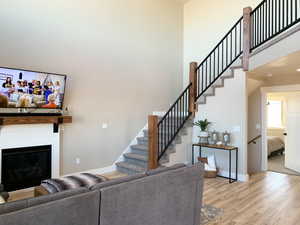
[0,67,66,109]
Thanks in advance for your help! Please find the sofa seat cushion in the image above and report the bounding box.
[41,173,108,193]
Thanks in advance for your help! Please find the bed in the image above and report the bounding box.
[267,136,285,157]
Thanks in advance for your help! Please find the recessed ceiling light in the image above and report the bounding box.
[296,68,300,72]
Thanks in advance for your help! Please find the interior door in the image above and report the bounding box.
[285,96,300,173]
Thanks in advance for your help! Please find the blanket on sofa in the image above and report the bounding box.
[41,173,108,193]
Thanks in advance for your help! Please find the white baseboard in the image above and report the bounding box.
[218,169,249,182]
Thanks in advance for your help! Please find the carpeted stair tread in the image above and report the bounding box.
[116,162,145,173]
[124,153,147,162]
[131,144,148,151]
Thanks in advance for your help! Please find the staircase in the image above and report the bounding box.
[116,117,191,175]
[116,0,300,175]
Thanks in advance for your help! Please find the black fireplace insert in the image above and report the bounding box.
[1,145,52,192]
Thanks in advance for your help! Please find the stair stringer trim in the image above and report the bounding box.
[197,62,243,105]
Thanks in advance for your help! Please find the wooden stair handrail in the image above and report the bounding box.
[248,135,262,145]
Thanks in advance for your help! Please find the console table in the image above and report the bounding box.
[192,143,238,183]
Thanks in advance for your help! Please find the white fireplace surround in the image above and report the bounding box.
[0,124,60,183]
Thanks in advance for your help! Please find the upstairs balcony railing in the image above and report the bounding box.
[251,0,300,51]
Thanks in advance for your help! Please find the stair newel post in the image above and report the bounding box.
[148,115,159,170]
[189,62,198,117]
[242,7,252,71]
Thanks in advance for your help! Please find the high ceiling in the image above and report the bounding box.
[248,50,300,84]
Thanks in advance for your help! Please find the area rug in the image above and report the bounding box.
[200,205,223,225]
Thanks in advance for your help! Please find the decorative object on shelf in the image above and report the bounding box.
[194,119,211,144]
[210,131,219,144]
[222,131,231,146]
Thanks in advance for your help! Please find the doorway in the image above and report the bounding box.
[261,87,300,176]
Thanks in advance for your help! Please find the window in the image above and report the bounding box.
[267,100,283,128]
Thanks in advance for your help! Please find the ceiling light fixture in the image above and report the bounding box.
[296,68,300,72]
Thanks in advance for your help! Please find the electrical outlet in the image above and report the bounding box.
[75,158,80,165]
[102,123,108,129]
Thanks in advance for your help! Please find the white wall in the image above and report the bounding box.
[183,0,261,86]
[247,82,263,174]
[0,0,184,174]
[193,68,248,181]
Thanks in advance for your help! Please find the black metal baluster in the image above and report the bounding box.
[180,97,182,125]
[266,1,268,40]
[296,0,298,20]
[256,10,259,47]
[226,37,228,66]
[275,0,277,34]
[201,66,204,93]
[205,61,208,89]
[280,0,285,30]
[235,27,237,57]
[217,46,220,75]
[222,42,224,71]
[290,0,294,24]
[287,0,290,25]
[230,32,232,62]
[260,5,262,43]
[279,0,281,29]
[209,56,211,84]
[240,20,242,53]
[268,0,271,38]
[213,51,216,80]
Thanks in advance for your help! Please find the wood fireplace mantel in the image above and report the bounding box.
[0,115,72,126]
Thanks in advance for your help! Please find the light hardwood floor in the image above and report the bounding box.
[204,172,300,225]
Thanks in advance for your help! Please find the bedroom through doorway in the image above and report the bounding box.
[265,92,300,176]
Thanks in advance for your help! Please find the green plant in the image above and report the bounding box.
[194,119,211,131]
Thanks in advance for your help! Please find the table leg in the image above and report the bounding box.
[199,146,202,158]
[192,145,194,165]
[229,150,232,183]
[236,148,238,182]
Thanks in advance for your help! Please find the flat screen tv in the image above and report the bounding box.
[0,67,66,114]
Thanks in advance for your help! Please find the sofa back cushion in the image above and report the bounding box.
[0,199,27,216]
[145,163,185,176]
[0,190,100,225]
[90,173,146,190]
[27,187,88,207]
[99,163,204,225]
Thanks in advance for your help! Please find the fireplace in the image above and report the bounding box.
[1,145,52,192]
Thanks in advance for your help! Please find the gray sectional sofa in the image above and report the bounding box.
[0,163,204,225]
